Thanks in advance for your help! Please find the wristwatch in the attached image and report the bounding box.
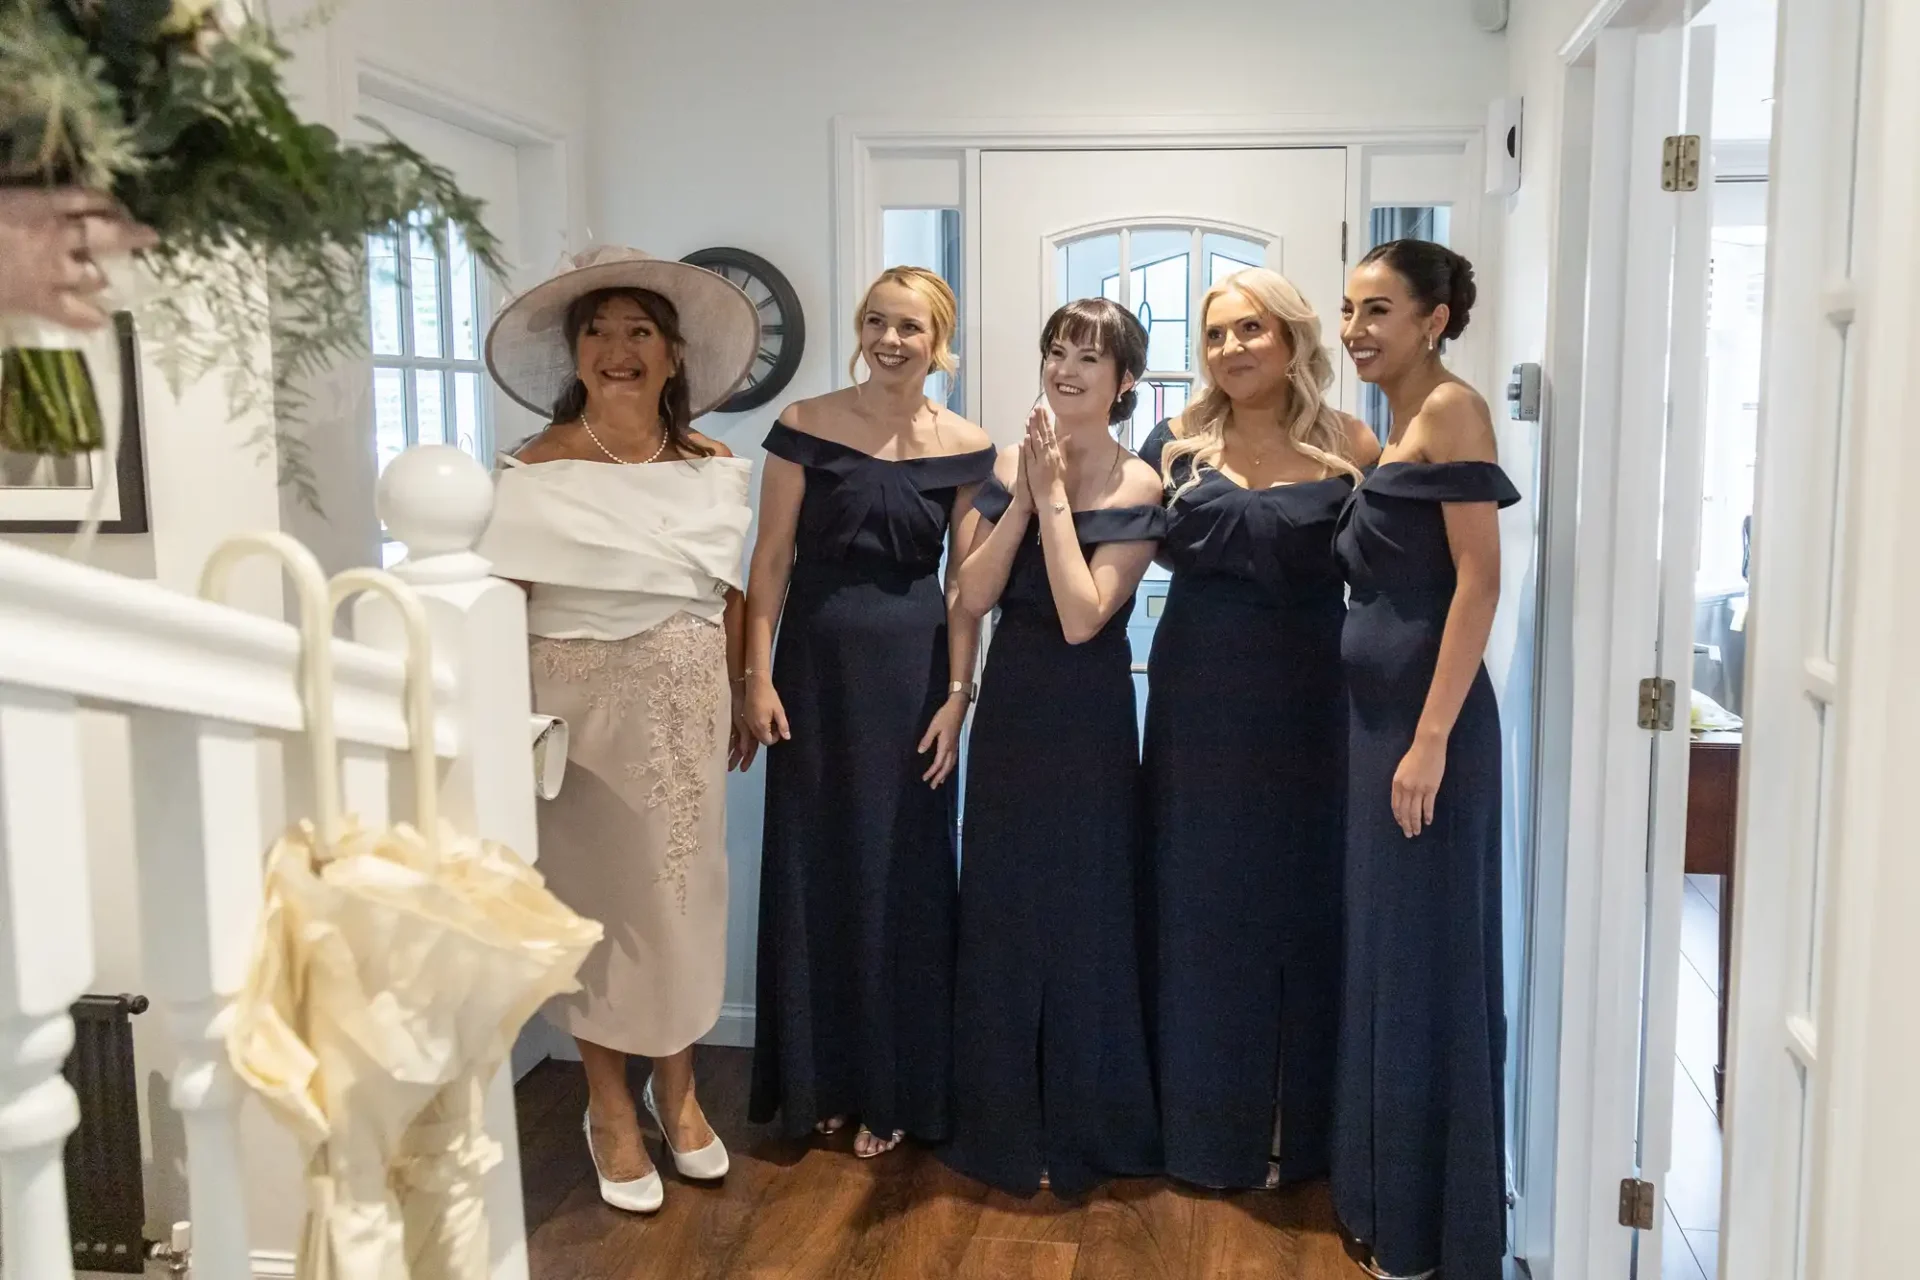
[949,680,978,703]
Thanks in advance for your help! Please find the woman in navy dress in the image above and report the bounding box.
[945,299,1166,1197]
[1139,268,1378,1190]
[1332,240,1519,1280]
[743,267,996,1159]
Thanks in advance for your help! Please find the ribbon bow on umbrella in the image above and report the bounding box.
[209,535,602,1280]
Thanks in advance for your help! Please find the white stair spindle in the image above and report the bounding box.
[0,687,93,1280]
[128,712,265,1280]
[365,444,533,1280]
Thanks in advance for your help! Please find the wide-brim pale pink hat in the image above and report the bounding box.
[485,245,758,418]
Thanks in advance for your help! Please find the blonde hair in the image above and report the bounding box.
[1159,268,1362,495]
[849,266,960,383]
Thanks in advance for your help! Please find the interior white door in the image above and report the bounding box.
[976,148,1349,451]
[1631,21,1719,1280]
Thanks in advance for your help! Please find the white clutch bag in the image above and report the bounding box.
[530,715,569,800]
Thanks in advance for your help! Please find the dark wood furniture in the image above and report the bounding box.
[1684,730,1741,1109]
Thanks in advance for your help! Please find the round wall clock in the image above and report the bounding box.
[680,247,805,413]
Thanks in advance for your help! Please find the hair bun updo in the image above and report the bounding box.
[1359,239,1477,345]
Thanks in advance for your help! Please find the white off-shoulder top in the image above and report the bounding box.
[477,453,753,642]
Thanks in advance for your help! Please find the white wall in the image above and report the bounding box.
[587,0,1508,1036]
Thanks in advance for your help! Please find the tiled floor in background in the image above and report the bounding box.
[1663,874,1725,1280]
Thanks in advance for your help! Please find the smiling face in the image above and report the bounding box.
[1041,332,1133,427]
[858,281,939,385]
[572,293,677,414]
[1201,287,1294,408]
[1340,259,1444,385]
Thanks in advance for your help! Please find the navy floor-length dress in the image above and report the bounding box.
[943,475,1166,1198]
[1330,460,1521,1280]
[1138,421,1354,1190]
[750,422,995,1141]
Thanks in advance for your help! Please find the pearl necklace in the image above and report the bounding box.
[580,411,667,465]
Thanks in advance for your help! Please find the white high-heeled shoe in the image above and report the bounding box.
[643,1075,730,1180]
[582,1111,663,1213]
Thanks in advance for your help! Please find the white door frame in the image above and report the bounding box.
[1528,2,1704,1277]
[830,113,1491,422]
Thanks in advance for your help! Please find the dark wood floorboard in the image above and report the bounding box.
[519,1047,1366,1280]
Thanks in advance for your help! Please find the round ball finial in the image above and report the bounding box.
[377,445,494,561]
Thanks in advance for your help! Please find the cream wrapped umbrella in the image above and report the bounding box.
[207,537,602,1280]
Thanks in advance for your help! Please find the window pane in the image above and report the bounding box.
[1129,229,1190,315]
[453,371,482,459]
[1368,205,1452,248]
[1126,378,1191,451]
[374,367,408,471]
[1203,231,1266,285]
[449,224,479,361]
[367,231,403,357]
[1129,229,1192,372]
[415,369,447,446]
[410,216,444,359]
[1056,233,1120,307]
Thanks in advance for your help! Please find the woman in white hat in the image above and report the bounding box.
[477,246,760,1213]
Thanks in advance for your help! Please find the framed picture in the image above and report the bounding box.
[0,311,151,534]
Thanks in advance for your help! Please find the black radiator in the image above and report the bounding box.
[63,993,149,1275]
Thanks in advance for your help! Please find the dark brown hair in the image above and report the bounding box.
[1358,239,1477,348]
[551,287,715,457]
[1039,297,1149,426]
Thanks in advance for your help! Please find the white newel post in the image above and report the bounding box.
[128,715,265,1280]
[355,444,535,1280]
[0,688,94,1280]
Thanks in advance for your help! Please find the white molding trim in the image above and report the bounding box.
[252,1251,298,1279]
[832,112,1485,403]
[701,1002,756,1049]
[354,58,568,148]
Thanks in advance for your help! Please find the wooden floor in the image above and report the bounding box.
[517,1047,1369,1280]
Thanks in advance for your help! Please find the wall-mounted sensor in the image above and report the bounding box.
[1507,362,1542,422]
[1486,98,1523,197]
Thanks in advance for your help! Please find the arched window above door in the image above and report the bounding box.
[1052,223,1268,448]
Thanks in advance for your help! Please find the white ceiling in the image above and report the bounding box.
[1693,0,1778,141]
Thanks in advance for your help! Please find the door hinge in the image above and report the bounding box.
[1638,677,1678,731]
[1661,134,1702,191]
[1618,1177,1657,1230]
[1341,220,1349,262]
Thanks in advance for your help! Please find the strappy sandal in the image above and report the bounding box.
[853,1124,905,1159]
[814,1115,848,1136]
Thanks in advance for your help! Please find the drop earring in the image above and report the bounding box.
[1427,334,1437,352]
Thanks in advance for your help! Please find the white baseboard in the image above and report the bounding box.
[253,1251,296,1279]
[513,1003,757,1075]
[700,1002,756,1049]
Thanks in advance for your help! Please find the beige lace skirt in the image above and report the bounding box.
[529,612,728,1057]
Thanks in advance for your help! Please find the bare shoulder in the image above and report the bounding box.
[1412,380,1497,463]
[1114,453,1168,506]
[511,423,586,464]
[1336,412,1383,467]
[777,387,858,436]
[685,429,733,459]
[935,407,994,456]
